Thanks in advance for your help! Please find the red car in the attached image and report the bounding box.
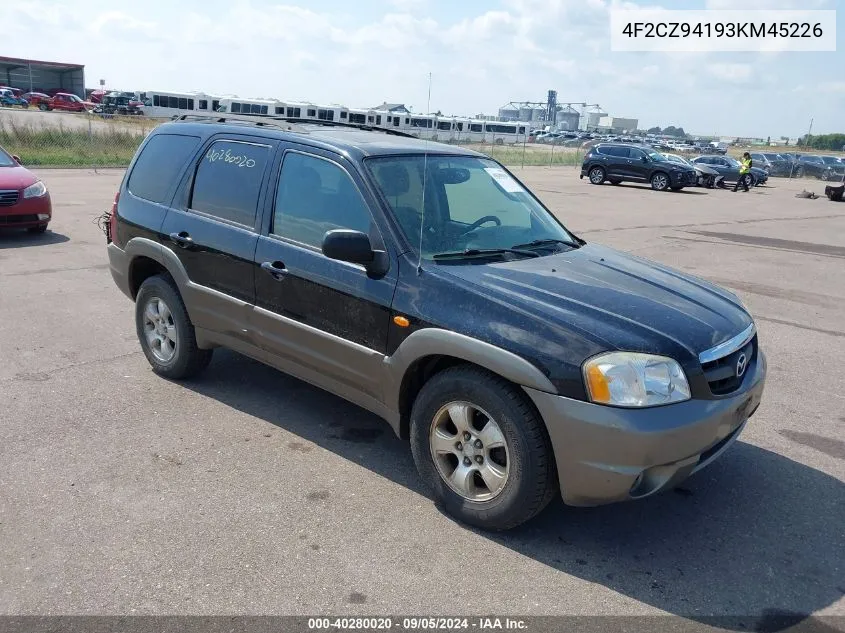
[0,146,52,233]
[22,91,51,107]
[39,92,95,112]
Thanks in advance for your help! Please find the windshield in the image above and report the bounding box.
[663,154,688,165]
[645,149,667,162]
[68,95,83,103]
[821,156,840,164]
[0,147,16,167]
[367,155,577,260]
[725,157,741,167]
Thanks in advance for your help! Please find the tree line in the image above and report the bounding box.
[797,133,845,151]
[646,126,687,137]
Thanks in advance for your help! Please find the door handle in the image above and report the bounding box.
[261,260,288,280]
[169,231,194,249]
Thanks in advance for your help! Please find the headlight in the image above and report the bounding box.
[23,181,47,199]
[584,352,691,407]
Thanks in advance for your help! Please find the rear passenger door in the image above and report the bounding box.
[161,135,276,341]
[251,146,398,402]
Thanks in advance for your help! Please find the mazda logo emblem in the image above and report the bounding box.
[736,353,748,378]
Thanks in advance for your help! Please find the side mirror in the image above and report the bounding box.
[322,229,388,277]
[12,155,20,164]
[641,155,649,162]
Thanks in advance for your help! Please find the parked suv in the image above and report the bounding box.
[106,117,766,530]
[581,143,698,191]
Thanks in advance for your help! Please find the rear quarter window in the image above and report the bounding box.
[127,134,201,204]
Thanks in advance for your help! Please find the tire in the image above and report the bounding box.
[39,103,48,111]
[409,365,558,531]
[650,171,670,191]
[795,167,804,178]
[27,225,48,234]
[588,166,606,185]
[608,178,622,185]
[135,274,213,380]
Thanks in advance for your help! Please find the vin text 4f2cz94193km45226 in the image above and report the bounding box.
[105,114,766,530]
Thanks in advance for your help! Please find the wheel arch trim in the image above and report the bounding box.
[383,328,558,416]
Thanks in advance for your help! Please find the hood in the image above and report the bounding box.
[432,243,752,362]
[0,164,38,190]
[694,164,719,176]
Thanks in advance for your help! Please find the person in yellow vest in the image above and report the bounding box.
[733,152,753,192]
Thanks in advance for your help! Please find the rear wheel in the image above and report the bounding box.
[135,275,213,379]
[588,166,606,185]
[409,366,558,531]
[651,171,670,191]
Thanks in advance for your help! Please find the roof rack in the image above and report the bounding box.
[169,113,419,139]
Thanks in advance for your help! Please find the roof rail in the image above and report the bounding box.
[169,113,419,138]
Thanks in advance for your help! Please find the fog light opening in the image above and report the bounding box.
[37,214,49,221]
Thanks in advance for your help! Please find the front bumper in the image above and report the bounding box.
[0,192,52,227]
[525,350,766,506]
[671,170,697,186]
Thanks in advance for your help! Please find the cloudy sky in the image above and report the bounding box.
[1,0,841,138]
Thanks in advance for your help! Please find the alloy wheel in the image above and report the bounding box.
[429,401,509,502]
[142,297,178,363]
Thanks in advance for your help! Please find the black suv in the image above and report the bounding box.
[106,116,766,530]
[581,143,698,191]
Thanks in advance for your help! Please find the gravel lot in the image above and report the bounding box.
[0,168,843,628]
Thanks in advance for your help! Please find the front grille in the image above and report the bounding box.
[0,214,37,225]
[701,336,756,396]
[0,190,20,207]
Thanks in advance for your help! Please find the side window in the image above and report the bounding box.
[190,140,271,226]
[127,134,201,204]
[629,148,645,160]
[273,152,373,249]
[609,146,630,158]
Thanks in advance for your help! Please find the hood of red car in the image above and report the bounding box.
[0,164,38,190]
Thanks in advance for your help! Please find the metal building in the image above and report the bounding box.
[0,56,85,98]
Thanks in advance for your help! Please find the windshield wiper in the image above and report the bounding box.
[432,248,540,261]
[510,238,580,250]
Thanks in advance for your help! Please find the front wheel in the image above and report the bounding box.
[38,103,49,111]
[651,171,670,191]
[588,166,606,185]
[135,274,213,379]
[409,366,558,531]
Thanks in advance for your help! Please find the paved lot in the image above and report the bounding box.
[0,168,843,626]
